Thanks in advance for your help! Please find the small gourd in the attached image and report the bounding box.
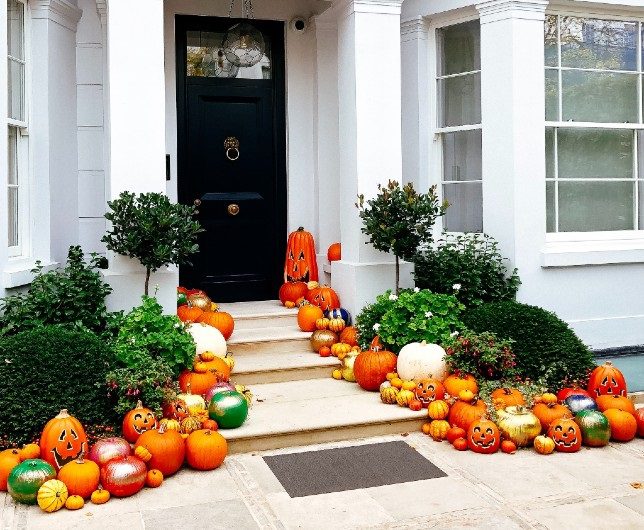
[429,420,450,441]
[37,479,68,513]
[65,495,84,510]
[396,389,415,407]
[145,469,164,488]
[90,486,110,505]
[427,400,450,420]
[533,435,555,455]
[134,446,152,463]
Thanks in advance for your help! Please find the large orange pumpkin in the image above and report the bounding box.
[443,373,478,397]
[532,402,573,431]
[57,455,100,499]
[339,326,358,347]
[134,425,185,476]
[185,429,228,471]
[196,311,234,340]
[587,361,627,397]
[306,285,340,311]
[279,282,308,305]
[603,409,637,442]
[448,397,487,431]
[284,227,318,283]
[595,395,636,415]
[297,305,324,332]
[353,346,397,392]
[177,305,204,323]
[635,408,644,437]
[178,370,218,396]
[327,243,341,262]
[0,449,21,491]
[491,388,526,410]
[122,401,158,444]
[40,410,88,471]
[198,355,231,381]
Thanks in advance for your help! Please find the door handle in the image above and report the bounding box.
[228,203,240,216]
[194,199,201,206]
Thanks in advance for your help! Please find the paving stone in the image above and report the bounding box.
[525,498,644,529]
[615,493,644,516]
[142,499,259,529]
[25,510,144,530]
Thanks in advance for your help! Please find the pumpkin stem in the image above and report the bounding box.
[297,226,304,231]
[136,400,144,409]
[57,409,70,418]
[76,451,85,464]
[158,423,167,434]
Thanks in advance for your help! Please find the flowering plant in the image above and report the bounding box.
[355,289,463,353]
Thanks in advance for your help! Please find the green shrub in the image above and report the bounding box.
[462,301,595,390]
[0,246,112,336]
[0,327,118,449]
[355,289,464,353]
[413,234,520,308]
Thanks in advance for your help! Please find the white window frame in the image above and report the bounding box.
[428,13,483,235]
[6,0,30,259]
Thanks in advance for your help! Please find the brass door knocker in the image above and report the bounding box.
[224,136,240,161]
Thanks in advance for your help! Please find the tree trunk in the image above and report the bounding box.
[395,255,400,295]
[144,268,151,296]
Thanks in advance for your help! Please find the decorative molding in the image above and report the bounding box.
[30,0,83,31]
[95,0,107,21]
[334,0,404,21]
[401,16,429,41]
[476,0,548,23]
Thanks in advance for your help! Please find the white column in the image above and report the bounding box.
[102,0,176,312]
[332,0,412,316]
[477,0,548,280]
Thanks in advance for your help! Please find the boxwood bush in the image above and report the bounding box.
[0,327,118,448]
[462,301,595,390]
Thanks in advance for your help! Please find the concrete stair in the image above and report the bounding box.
[215,301,425,454]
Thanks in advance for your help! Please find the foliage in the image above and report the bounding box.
[102,192,203,295]
[0,327,118,449]
[478,378,548,423]
[106,360,178,416]
[462,301,595,390]
[443,330,517,382]
[413,234,520,308]
[356,181,447,293]
[355,289,464,354]
[0,246,112,336]
[112,296,195,377]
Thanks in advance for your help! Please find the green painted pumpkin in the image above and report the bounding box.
[8,459,56,505]
[208,391,248,429]
[574,410,611,447]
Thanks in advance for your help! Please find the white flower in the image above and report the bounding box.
[174,323,181,328]
[413,287,420,293]
[373,323,381,331]
[424,311,433,318]
[388,294,398,301]
[450,331,459,338]
[452,283,461,291]
[142,328,147,333]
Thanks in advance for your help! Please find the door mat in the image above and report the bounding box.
[263,441,447,497]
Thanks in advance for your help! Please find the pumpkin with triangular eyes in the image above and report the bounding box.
[547,417,582,453]
[39,410,88,471]
[122,401,158,443]
[284,227,318,283]
[466,418,500,454]
[414,379,446,408]
[587,361,627,398]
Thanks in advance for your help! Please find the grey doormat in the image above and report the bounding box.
[263,441,447,497]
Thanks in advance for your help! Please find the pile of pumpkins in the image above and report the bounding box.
[0,407,229,514]
[177,287,235,341]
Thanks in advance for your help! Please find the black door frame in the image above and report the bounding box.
[175,15,287,297]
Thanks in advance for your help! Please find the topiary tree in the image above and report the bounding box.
[462,301,596,390]
[102,192,204,295]
[357,181,447,293]
[0,327,119,448]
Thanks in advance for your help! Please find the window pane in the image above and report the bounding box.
[443,182,482,232]
[437,20,480,76]
[557,128,633,179]
[7,0,24,60]
[561,70,638,123]
[558,181,633,231]
[438,73,481,127]
[8,126,17,184]
[544,15,558,67]
[186,30,271,80]
[545,128,555,178]
[442,129,481,181]
[560,17,638,71]
[8,58,24,121]
[546,181,556,232]
[545,69,559,121]
[8,187,18,247]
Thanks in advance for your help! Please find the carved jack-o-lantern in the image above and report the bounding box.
[547,417,582,453]
[414,379,446,408]
[162,398,189,421]
[466,418,500,454]
[122,401,158,444]
[39,409,88,471]
[284,227,319,283]
[587,361,627,398]
[306,286,340,312]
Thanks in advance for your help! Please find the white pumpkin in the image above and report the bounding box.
[396,341,447,382]
[187,323,226,357]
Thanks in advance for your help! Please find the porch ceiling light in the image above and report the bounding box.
[223,0,265,68]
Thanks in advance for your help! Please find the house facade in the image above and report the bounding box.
[2,0,644,349]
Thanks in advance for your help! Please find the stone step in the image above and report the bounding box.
[227,326,312,355]
[231,349,341,385]
[219,300,298,332]
[223,378,426,454]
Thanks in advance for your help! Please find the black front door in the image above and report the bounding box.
[176,16,286,302]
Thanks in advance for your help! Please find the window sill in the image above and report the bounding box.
[541,239,644,267]
[2,259,58,289]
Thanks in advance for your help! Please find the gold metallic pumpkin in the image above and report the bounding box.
[188,292,212,312]
[310,330,339,353]
[340,350,359,382]
[496,405,542,447]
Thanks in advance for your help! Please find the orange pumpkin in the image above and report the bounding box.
[452,437,468,451]
[501,440,517,454]
[587,361,627,398]
[306,285,340,311]
[467,418,500,454]
[297,304,324,332]
[635,408,644,437]
[199,356,231,381]
[547,417,582,453]
[414,379,446,407]
[19,443,40,461]
[178,369,218,396]
[122,401,158,443]
[446,426,466,444]
[339,326,358,347]
[145,469,164,488]
[57,455,100,499]
[284,227,319,282]
[443,373,478,396]
[279,281,309,305]
[177,305,204,323]
[603,409,637,442]
[327,242,341,262]
[532,402,573,432]
[40,409,88,471]
[185,430,228,471]
[491,387,525,410]
[162,398,189,421]
[196,311,234,340]
[596,395,636,415]
[134,425,186,477]
[0,449,21,491]
[448,397,487,431]
[353,346,398,392]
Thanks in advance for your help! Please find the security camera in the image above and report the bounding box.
[290,17,307,33]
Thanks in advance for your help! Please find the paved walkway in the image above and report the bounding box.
[2,433,643,529]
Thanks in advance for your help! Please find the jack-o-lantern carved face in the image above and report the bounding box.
[52,426,87,469]
[162,399,188,421]
[122,401,158,443]
[132,410,157,435]
[547,418,582,453]
[414,379,446,407]
[284,227,318,283]
[40,409,88,471]
[467,419,500,454]
[587,361,627,398]
[306,286,340,312]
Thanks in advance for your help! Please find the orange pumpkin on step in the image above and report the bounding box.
[177,305,204,323]
[178,370,217,396]
[353,344,397,392]
[279,281,308,305]
[297,305,324,332]
[306,285,340,311]
[327,242,341,262]
[595,395,635,415]
[284,227,319,283]
[339,326,358,347]
[196,311,234,340]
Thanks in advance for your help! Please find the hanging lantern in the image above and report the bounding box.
[222,22,265,68]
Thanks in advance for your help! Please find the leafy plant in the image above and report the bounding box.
[462,301,595,390]
[0,246,112,337]
[357,181,447,293]
[113,296,195,376]
[355,289,464,353]
[477,378,547,422]
[102,192,204,295]
[443,330,517,381]
[0,327,119,449]
[413,233,520,308]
